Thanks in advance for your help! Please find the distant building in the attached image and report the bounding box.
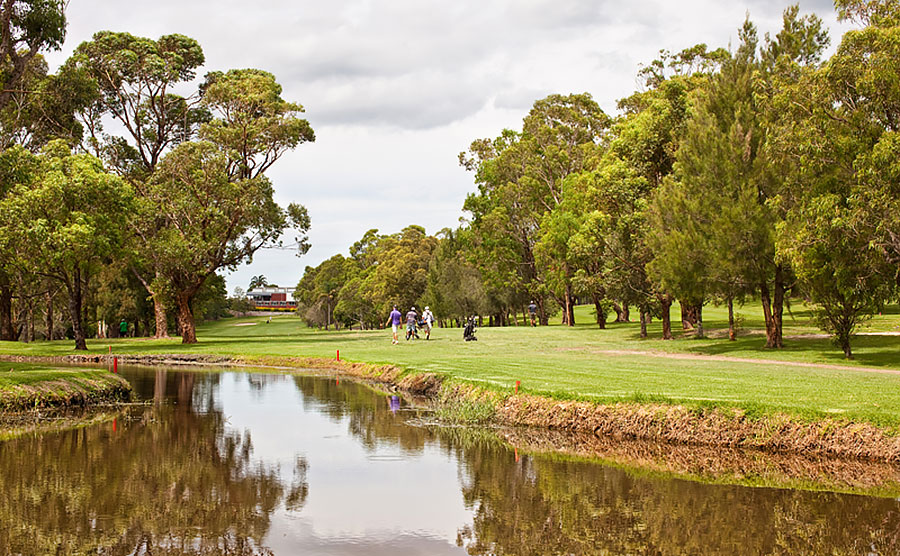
[246,286,298,310]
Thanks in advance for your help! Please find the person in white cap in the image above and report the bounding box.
[422,306,435,340]
[405,306,419,340]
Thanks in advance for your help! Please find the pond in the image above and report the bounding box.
[1,367,899,555]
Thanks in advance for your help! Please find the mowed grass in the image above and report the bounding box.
[0,362,128,411]
[3,302,900,426]
[0,362,111,388]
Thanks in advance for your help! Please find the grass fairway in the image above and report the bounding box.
[3,302,900,427]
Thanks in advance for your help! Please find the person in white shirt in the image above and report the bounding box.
[422,306,435,340]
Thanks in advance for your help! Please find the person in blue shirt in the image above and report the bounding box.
[385,305,402,345]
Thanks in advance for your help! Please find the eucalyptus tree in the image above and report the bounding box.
[423,227,490,326]
[0,0,67,111]
[0,141,133,350]
[145,140,308,343]
[461,94,609,326]
[364,225,438,316]
[63,31,208,337]
[0,0,87,341]
[295,255,351,329]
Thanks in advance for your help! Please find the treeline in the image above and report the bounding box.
[297,1,900,358]
[0,1,312,348]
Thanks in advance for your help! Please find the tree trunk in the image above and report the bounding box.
[133,268,170,338]
[613,303,629,322]
[593,295,606,329]
[564,283,575,327]
[45,290,53,341]
[176,293,197,344]
[761,266,785,348]
[695,305,704,338]
[772,265,785,348]
[660,294,673,340]
[0,282,13,341]
[150,296,169,338]
[67,272,87,350]
[681,301,702,330]
[537,298,548,326]
[26,302,34,343]
[728,298,736,341]
[838,327,853,359]
[639,308,648,338]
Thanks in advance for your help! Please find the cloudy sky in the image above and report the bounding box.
[44,0,848,293]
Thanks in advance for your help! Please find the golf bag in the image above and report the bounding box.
[463,316,478,341]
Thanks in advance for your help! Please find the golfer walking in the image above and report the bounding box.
[386,305,402,345]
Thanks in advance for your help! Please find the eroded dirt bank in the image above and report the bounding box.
[5,352,900,463]
[498,425,900,496]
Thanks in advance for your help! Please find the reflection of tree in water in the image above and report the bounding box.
[292,375,434,454]
[0,370,308,555]
[449,437,900,555]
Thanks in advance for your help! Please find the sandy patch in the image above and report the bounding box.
[232,322,259,327]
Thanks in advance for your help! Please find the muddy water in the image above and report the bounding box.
[1,368,900,555]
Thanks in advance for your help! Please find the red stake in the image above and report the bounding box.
[337,349,340,361]
[113,418,117,433]
[113,356,118,374]
[515,447,519,462]
[515,380,520,394]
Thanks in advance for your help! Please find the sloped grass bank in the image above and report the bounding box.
[0,364,132,412]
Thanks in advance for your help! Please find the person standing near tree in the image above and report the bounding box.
[119,319,128,338]
[528,301,538,327]
[422,306,435,340]
[386,305,402,345]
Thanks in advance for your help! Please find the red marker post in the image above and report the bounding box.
[336,349,340,362]
[515,380,520,394]
[113,356,118,374]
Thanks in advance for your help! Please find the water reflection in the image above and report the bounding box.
[0,370,302,555]
[0,367,899,555]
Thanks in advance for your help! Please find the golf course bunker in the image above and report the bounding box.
[1,365,899,554]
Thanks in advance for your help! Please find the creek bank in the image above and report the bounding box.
[496,427,900,497]
[4,352,900,462]
[0,369,132,412]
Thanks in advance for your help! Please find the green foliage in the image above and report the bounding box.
[0,0,67,112]
[142,140,297,341]
[66,31,207,173]
[0,141,133,349]
[461,94,609,325]
[295,227,439,329]
[200,69,315,180]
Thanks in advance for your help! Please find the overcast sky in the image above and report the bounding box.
[44,0,848,293]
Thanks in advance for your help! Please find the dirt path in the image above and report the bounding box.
[588,349,900,375]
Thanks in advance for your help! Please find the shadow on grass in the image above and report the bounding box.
[683,332,900,369]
